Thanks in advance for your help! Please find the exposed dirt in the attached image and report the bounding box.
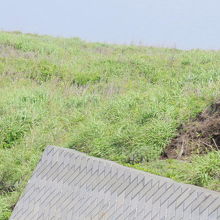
[163,101,220,159]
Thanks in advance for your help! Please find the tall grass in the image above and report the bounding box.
[0,31,220,218]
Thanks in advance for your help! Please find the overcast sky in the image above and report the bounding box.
[1,0,220,50]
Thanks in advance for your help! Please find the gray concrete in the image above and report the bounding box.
[10,146,220,220]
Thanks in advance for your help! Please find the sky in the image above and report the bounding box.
[0,0,220,50]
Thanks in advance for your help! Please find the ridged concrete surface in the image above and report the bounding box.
[10,146,220,220]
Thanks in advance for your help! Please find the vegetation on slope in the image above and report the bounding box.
[0,31,220,219]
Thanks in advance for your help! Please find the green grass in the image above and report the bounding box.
[0,31,220,218]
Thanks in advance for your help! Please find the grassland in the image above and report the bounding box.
[0,31,220,219]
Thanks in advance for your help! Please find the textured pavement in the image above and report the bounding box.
[10,146,220,220]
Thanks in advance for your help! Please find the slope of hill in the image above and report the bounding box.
[0,31,220,219]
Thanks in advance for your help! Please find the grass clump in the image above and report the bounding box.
[0,31,220,218]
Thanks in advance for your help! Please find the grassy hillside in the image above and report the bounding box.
[0,31,220,219]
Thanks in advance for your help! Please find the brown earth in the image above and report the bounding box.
[163,101,220,159]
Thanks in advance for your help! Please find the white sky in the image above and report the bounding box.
[0,0,220,49]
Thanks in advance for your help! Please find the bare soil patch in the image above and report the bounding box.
[164,101,220,159]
